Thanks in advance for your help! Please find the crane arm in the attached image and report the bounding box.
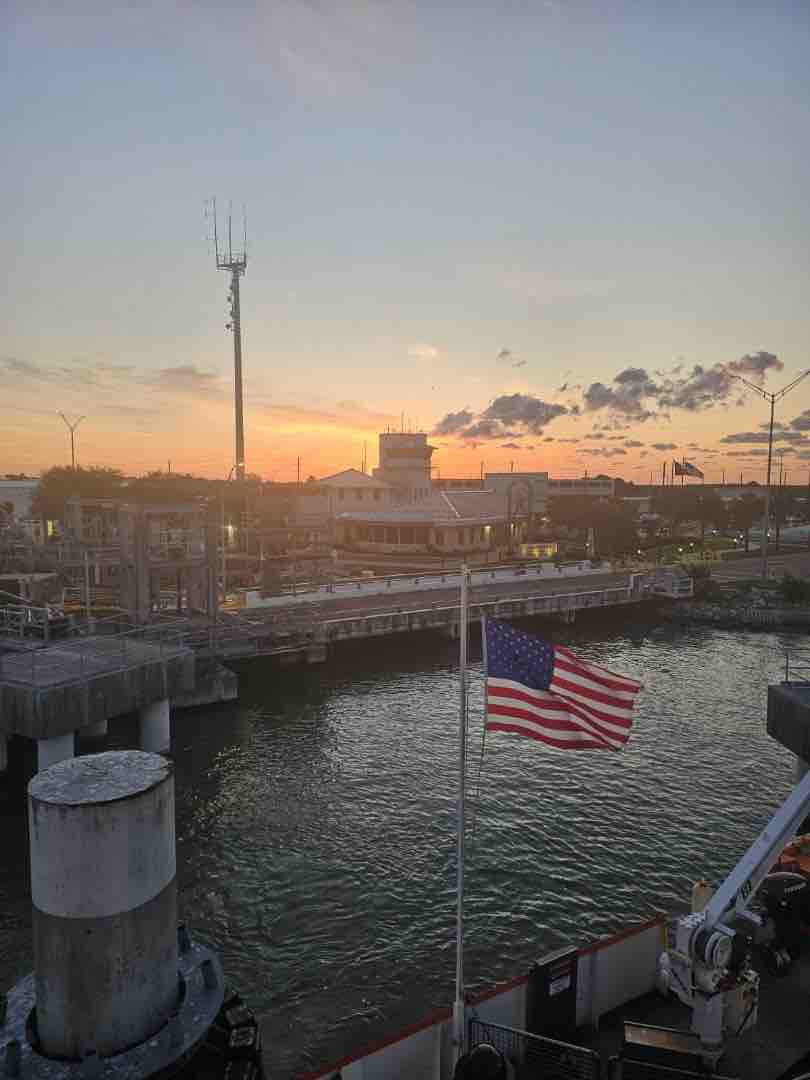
[703,767,810,931]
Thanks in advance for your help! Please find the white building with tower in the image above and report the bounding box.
[373,431,435,502]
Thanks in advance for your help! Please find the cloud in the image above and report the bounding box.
[500,442,523,449]
[728,351,784,382]
[482,394,568,434]
[624,440,644,448]
[578,447,627,457]
[582,351,783,420]
[148,365,223,396]
[651,443,677,451]
[432,409,474,435]
[791,409,810,432]
[725,449,770,457]
[460,419,506,440]
[583,367,658,421]
[408,344,439,361]
[496,348,526,369]
[720,430,808,445]
[584,433,605,440]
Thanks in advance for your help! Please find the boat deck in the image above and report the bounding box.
[579,948,810,1079]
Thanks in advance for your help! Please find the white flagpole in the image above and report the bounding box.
[453,564,470,1062]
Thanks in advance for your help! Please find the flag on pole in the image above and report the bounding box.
[484,618,641,750]
[673,459,704,479]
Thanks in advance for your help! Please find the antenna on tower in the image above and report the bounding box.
[208,197,248,481]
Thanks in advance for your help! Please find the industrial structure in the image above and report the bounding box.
[210,198,248,483]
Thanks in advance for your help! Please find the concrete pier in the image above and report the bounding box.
[28,752,178,1059]
[138,697,171,754]
[36,732,74,772]
[83,718,108,739]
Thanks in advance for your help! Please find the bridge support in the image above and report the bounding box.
[37,733,75,772]
[84,718,108,739]
[138,698,171,754]
[0,734,7,773]
[28,752,178,1059]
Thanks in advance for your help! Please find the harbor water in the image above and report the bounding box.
[0,611,803,1077]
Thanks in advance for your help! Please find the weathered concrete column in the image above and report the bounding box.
[84,718,108,739]
[138,697,171,753]
[28,751,178,1059]
[0,734,7,773]
[37,732,75,772]
[796,757,808,783]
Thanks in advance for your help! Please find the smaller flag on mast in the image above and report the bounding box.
[672,459,704,480]
[484,618,641,751]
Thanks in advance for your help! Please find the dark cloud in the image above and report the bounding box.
[500,442,523,449]
[583,351,783,419]
[432,409,474,435]
[482,394,568,434]
[791,409,810,432]
[720,430,808,445]
[624,440,644,448]
[460,419,506,440]
[579,447,627,457]
[496,348,526,369]
[728,351,784,381]
[651,442,677,451]
[583,367,658,421]
[725,449,770,457]
[584,433,605,440]
[543,436,554,443]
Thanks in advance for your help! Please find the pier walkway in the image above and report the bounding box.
[0,566,650,774]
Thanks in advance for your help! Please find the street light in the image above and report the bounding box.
[731,368,810,580]
[58,413,85,470]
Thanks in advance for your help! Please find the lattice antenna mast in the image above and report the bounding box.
[210,197,248,482]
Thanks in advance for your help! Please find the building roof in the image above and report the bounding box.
[318,469,391,489]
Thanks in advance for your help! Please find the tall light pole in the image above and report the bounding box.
[220,465,236,606]
[731,369,810,579]
[58,413,85,470]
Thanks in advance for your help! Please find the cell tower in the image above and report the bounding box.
[210,198,248,482]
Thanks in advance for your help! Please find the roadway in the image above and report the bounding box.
[711,551,810,584]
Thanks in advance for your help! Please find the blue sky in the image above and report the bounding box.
[2,1,809,480]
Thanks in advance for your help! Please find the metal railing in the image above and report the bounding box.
[468,1018,600,1080]
[784,652,810,683]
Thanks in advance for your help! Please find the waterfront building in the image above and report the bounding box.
[334,489,532,556]
[0,475,39,519]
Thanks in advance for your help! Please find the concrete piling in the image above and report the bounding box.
[36,733,74,772]
[138,697,171,754]
[28,751,178,1059]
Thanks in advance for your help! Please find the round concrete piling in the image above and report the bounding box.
[28,751,178,1060]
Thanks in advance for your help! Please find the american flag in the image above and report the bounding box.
[484,618,641,751]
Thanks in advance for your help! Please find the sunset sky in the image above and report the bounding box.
[2,2,810,483]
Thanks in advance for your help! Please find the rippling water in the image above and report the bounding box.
[0,612,803,1077]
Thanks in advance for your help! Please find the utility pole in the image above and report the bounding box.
[210,198,248,482]
[731,368,810,580]
[59,413,85,470]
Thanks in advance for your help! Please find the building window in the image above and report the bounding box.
[373,526,386,542]
[356,490,363,500]
[338,489,345,500]
[414,527,428,544]
[400,526,414,544]
[385,527,398,544]
[435,529,444,546]
[457,529,464,546]
[374,489,381,501]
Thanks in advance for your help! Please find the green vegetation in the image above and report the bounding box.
[779,573,810,606]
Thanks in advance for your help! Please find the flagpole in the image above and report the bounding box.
[453,564,470,1062]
